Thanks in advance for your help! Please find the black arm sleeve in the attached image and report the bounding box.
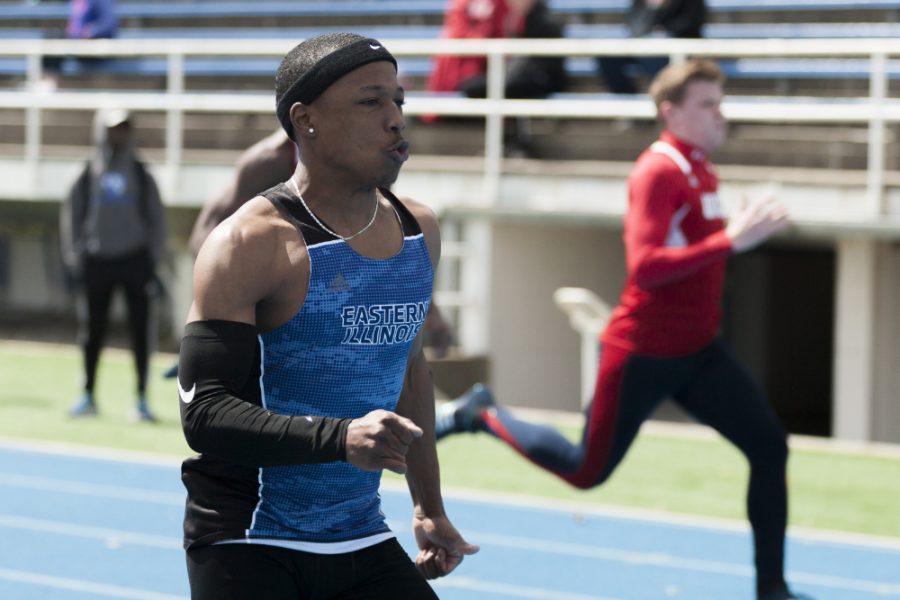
[178,320,350,467]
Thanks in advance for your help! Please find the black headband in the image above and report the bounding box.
[276,38,397,140]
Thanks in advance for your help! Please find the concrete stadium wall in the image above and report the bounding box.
[488,222,625,412]
[873,245,900,442]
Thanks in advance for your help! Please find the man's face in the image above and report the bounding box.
[665,79,726,153]
[308,61,408,187]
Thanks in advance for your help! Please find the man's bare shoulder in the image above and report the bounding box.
[197,198,298,280]
[209,195,291,248]
[191,196,304,321]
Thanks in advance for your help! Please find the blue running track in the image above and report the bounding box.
[1,439,898,600]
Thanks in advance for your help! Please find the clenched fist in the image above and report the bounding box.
[345,410,423,474]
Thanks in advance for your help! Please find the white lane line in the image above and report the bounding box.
[0,437,181,467]
[466,531,900,597]
[0,567,187,600]
[0,473,184,505]
[0,514,181,549]
[5,435,900,551]
[7,469,899,557]
[433,575,623,600]
[391,521,900,597]
[383,480,900,552]
[3,441,899,596]
[4,510,897,597]
[2,512,897,598]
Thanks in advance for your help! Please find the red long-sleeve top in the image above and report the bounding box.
[602,131,734,357]
[426,0,523,93]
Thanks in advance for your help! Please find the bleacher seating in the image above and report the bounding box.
[10,20,900,42]
[2,0,899,95]
[3,0,900,21]
[1,0,897,170]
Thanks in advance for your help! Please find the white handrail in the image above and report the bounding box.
[553,287,612,408]
[2,36,899,209]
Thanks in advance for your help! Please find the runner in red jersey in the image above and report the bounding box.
[602,128,732,356]
[437,59,810,600]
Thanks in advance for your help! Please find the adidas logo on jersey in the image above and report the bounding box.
[329,274,351,293]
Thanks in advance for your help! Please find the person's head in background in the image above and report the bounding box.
[94,107,133,155]
[649,58,726,153]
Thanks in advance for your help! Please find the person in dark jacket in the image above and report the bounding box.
[60,108,166,421]
[598,0,706,94]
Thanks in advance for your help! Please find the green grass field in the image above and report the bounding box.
[2,339,899,539]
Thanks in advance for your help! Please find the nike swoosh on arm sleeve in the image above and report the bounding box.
[178,320,350,467]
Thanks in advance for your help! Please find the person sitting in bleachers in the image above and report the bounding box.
[427,0,524,98]
[40,0,118,91]
[599,0,705,94]
[427,0,567,156]
[440,0,566,101]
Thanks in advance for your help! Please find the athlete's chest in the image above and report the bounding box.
[661,161,725,247]
[648,141,723,227]
[260,237,433,337]
[305,240,432,310]
[683,162,722,219]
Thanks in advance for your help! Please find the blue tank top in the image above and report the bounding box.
[249,184,433,547]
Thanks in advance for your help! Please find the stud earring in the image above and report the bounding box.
[308,127,315,134]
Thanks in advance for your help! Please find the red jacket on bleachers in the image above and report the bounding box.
[426,0,525,94]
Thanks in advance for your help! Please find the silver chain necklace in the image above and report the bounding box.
[287,176,378,241]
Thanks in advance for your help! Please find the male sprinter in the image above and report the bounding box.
[438,59,810,600]
[178,33,477,598]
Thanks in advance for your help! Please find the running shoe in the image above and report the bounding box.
[131,397,157,423]
[759,587,815,600]
[68,393,97,417]
[162,360,179,379]
[435,384,494,440]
